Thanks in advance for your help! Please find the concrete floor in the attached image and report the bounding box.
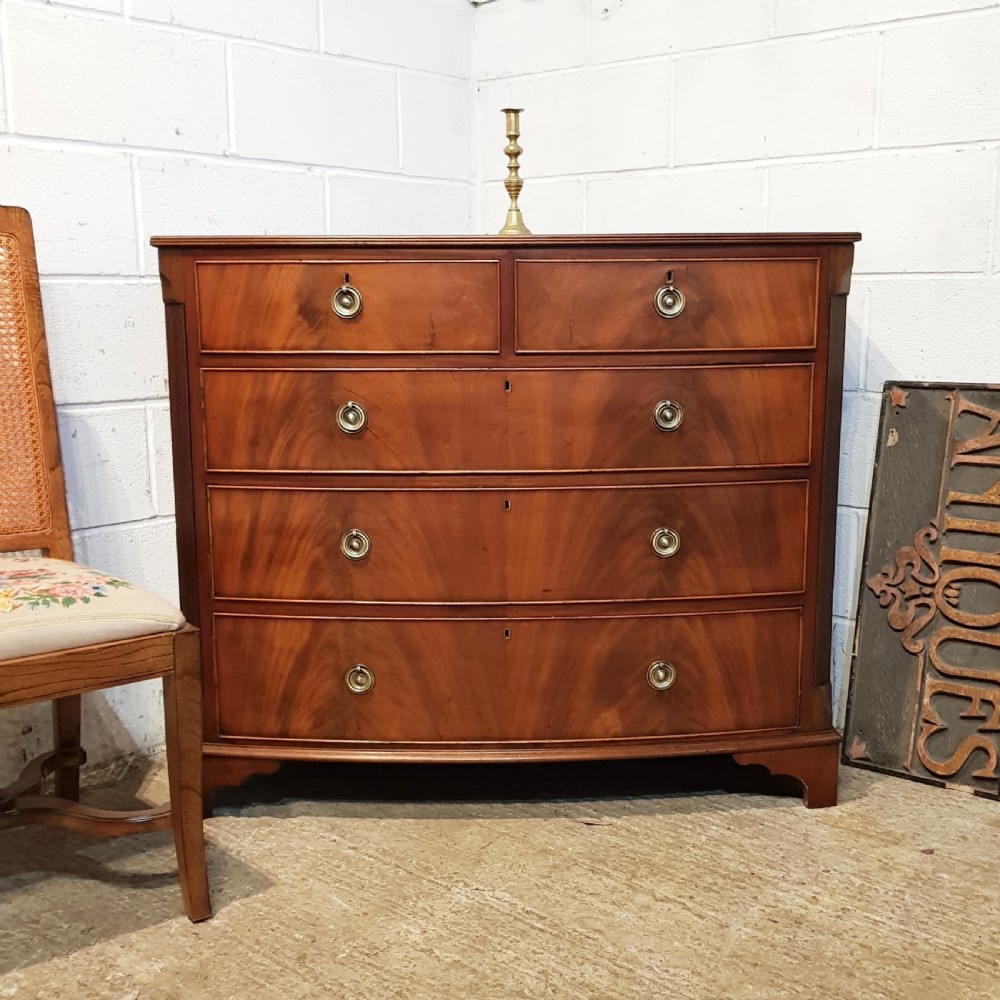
[1,756,998,1000]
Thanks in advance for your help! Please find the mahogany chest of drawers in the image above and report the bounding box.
[154,234,858,807]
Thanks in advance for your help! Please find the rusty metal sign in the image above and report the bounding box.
[844,384,1000,798]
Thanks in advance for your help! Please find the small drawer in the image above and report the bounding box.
[515,258,818,353]
[202,364,812,473]
[208,481,807,604]
[196,260,500,353]
[213,609,802,742]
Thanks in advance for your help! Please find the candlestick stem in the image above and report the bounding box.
[499,107,531,236]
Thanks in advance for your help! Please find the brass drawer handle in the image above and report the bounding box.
[650,527,680,558]
[340,528,371,561]
[653,280,685,319]
[647,660,677,691]
[336,400,368,434]
[332,282,363,320]
[345,664,375,694]
[653,400,683,432]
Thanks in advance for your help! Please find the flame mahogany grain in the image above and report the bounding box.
[202,364,812,473]
[196,260,501,354]
[156,234,858,807]
[514,258,818,353]
[207,481,808,605]
[213,610,802,742]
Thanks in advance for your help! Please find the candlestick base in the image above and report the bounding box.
[499,206,531,237]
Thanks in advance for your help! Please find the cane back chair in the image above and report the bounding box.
[0,205,210,922]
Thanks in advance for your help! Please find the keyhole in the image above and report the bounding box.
[344,272,350,283]
[665,269,673,284]
[504,379,512,393]
[503,628,510,640]
[503,499,510,510]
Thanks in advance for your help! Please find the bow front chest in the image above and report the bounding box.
[155,233,858,807]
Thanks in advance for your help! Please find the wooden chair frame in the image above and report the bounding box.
[0,205,210,922]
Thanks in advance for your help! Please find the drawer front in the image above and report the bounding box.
[208,482,807,603]
[202,368,507,473]
[505,365,812,471]
[202,365,812,473]
[515,258,818,353]
[214,610,801,742]
[196,260,500,353]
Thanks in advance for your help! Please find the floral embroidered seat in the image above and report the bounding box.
[0,204,210,922]
[0,556,185,660]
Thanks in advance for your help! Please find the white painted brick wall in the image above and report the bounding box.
[400,73,470,179]
[474,0,589,78]
[481,62,673,179]
[41,280,168,403]
[768,151,995,273]
[589,0,772,62]
[3,0,999,777]
[472,0,1000,724]
[0,46,6,131]
[230,46,399,169]
[131,0,320,49]
[0,0,473,781]
[324,0,471,77]
[1,146,137,274]
[774,0,997,35]
[57,406,155,530]
[135,156,326,273]
[880,11,1000,146]
[675,34,880,164]
[588,167,767,232]
[328,173,472,234]
[863,277,1000,387]
[8,5,229,152]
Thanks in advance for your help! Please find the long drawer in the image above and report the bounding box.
[214,610,802,742]
[515,258,818,353]
[208,482,808,603]
[196,260,501,353]
[202,364,812,473]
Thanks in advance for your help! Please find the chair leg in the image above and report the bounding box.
[163,628,212,922]
[51,695,82,801]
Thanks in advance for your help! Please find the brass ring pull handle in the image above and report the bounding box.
[647,660,677,691]
[650,527,681,558]
[345,664,375,694]
[653,400,684,432]
[653,281,685,319]
[340,528,371,561]
[336,400,368,434]
[331,282,363,320]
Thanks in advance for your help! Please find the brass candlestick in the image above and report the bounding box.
[498,107,531,236]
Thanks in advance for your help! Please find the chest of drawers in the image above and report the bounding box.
[155,234,858,808]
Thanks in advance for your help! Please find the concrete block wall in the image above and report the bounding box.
[0,0,473,781]
[473,0,1000,723]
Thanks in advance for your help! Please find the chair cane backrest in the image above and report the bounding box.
[0,206,72,560]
